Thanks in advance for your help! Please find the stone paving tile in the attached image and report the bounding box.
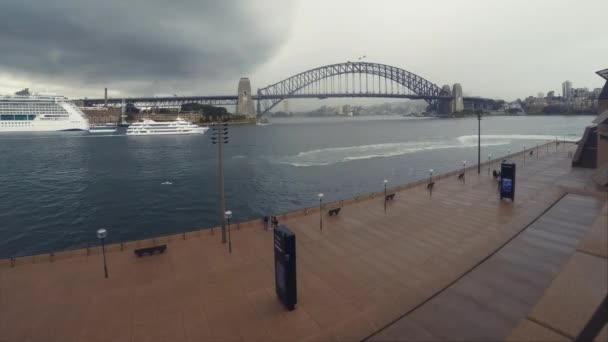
[528,252,608,339]
[506,319,570,342]
[370,191,606,342]
[577,208,608,258]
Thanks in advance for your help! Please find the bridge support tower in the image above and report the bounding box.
[236,78,255,118]
[438,85,454,116]
[452,83,464,113]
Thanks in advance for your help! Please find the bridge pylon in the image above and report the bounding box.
[236,78,255,118]
[438,85,454,116]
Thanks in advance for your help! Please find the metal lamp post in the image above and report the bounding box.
[96,228,108,279]
[212,124,229,243]
[488,154,492,175]
[477,112,482,174]
[318,193,324,231]
[224,210,232,253]
[428,169,434,196]
[462,161,466,183]
[383,179,388,213]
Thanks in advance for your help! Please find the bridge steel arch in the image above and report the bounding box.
[257,62,443,115]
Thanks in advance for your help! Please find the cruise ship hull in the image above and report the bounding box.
[0,121,89,132]
[0,94,89,133]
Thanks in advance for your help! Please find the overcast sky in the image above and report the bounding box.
[0,0,606,105]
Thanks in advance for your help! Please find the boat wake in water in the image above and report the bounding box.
[277,134,579,167]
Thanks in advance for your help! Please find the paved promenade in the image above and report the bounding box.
[0,144,605,341]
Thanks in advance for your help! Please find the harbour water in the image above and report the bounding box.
[0,115,594,258]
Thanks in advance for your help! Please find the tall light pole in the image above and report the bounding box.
[96,228,108,279]
[428,169,434,196]
[225,210,232,253]
[383,179,388,213]
[212,124,229,243]
[488,154,492,175]
[462,161,466,183]
[318,193,324,231]
[477,112,482,174]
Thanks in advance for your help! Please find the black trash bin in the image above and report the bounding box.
[274,225,297,311]
[500,162,516,201]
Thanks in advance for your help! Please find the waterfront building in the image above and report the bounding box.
[562,80,573,100]
[597,69,608,113]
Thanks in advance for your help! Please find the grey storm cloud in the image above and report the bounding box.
[0,0,294,86]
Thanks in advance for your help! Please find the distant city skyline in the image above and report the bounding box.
[0,0,607,109]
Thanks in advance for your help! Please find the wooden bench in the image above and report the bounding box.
[328,208,341,216]
[385,193,395,201]
[134,244,167,257]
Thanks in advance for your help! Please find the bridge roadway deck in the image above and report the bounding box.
[0,144,605,341]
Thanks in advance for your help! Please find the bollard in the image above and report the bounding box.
[86,247,90,256]
[11,257,15,267]
[182,232,186,240]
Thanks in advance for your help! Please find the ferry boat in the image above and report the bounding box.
[88,123,118,133]
[256,117,270,126]
[0,94,89,132]
[126,118,208,136]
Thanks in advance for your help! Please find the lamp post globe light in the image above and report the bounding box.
[96,228,108,279]
[225,210,233,253]
[318,193,324,231]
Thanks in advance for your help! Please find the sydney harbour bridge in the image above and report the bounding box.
[81,62,497,116]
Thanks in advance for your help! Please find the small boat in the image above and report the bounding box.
[89,123,118,133]
[256,118,270,126]
[126,118,208,136]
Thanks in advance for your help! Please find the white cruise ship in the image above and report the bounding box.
[0,94,89,132]
[126,118,208,136]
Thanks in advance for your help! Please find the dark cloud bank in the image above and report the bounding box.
[0,0,294,91]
